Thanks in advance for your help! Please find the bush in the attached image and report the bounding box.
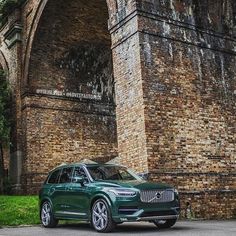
[0,0,18,17]
[0,0,26,22]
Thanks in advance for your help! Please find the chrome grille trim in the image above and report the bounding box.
[140,189,174,203]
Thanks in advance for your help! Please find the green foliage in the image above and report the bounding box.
[0,195,82,226]
[0,70,10,144]
[0,0,17,20]
[0,195,81,226]
[0,69,11,191]
[0,0,26,22]
[0,195,40,226]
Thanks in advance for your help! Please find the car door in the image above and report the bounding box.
[52,167,74,215]
[65,166,91,219]
[46,168,62,211]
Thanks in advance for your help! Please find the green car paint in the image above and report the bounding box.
[39,163,180,232]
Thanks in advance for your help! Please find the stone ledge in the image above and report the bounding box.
[138,15,236,56]
[4,23,22,48]
[21,93,116,116]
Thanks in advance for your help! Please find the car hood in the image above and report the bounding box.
[93,180,172,190]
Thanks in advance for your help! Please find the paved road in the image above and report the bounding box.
[0,220,235,236]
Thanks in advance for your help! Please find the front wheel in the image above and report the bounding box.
[91,199,116,232]
[40,201,58,228]
[153,218,177,229]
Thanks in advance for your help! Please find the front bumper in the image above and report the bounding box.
[110,196,180,223]
[137,214,179,221]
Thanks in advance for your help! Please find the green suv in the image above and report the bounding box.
[39,163,180,232]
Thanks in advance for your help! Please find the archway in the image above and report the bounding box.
[28,0,114,102]
[23,0,117,192]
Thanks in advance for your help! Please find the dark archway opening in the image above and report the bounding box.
[29,0,114,103]
[24,0,117,192]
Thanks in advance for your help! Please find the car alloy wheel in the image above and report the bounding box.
[41,201,58,228]
[91,199,115,232]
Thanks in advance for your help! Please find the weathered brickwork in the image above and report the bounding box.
[136,0,236,219]
[28,0,114,101]
[180,191,236,219]
[112,25,149,173]
[21,96,117,192]
[20,0,118,191]
[0,0,235,219]
[110,0,236,218]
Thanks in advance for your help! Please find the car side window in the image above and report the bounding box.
[47,169,61,184]
[119,169,135,180]
[72,167,89,183]
[59,167,73,183]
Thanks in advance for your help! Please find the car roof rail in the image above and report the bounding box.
[80,159,98,164]
[51,163,67,171]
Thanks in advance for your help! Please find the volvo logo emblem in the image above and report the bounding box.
[148,191,163,202]
[155,192,162,199]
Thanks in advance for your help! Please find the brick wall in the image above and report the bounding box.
[111,19,149,173]
[136,0,236,218]
[21,0,117,192]
[0,0,235,218]
[21,95,117,192]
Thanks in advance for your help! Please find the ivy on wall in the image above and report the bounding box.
[0,69,11,194]
[0,0,26,22]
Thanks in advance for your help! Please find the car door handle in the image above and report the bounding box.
[49,187,55,195]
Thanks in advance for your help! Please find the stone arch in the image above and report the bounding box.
[23,0,117,87]
[28,0,114,101]
[22,0,118,192]
[23,0,48,86]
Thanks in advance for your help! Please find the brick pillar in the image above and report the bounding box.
[109,0,149,174]
[2,9,23,192]
[110,0,236,218]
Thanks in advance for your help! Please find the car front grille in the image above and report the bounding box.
[140,189,174,203]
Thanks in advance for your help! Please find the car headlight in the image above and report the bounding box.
[108,188,137,197]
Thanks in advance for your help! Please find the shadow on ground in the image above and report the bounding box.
[56,222,195,234]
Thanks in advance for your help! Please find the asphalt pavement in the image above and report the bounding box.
[0,220,235,236]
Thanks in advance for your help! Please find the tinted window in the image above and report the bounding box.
[59,167,73,183]
[48,169,61,184]
[87,166,140,181]
[72,167,89,183]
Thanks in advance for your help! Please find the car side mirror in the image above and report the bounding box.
[138,172,148,180]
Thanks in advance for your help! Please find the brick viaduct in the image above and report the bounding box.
[0,0,235,218]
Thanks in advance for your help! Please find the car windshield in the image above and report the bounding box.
[87,166,142,181]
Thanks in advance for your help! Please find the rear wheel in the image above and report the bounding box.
[91,199,116,232]
[153,219,177,229]
[40,201,58,228]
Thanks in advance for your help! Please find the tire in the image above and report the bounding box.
[91,199,116,233]
[153,219,177,229]
[40,201,58,228]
